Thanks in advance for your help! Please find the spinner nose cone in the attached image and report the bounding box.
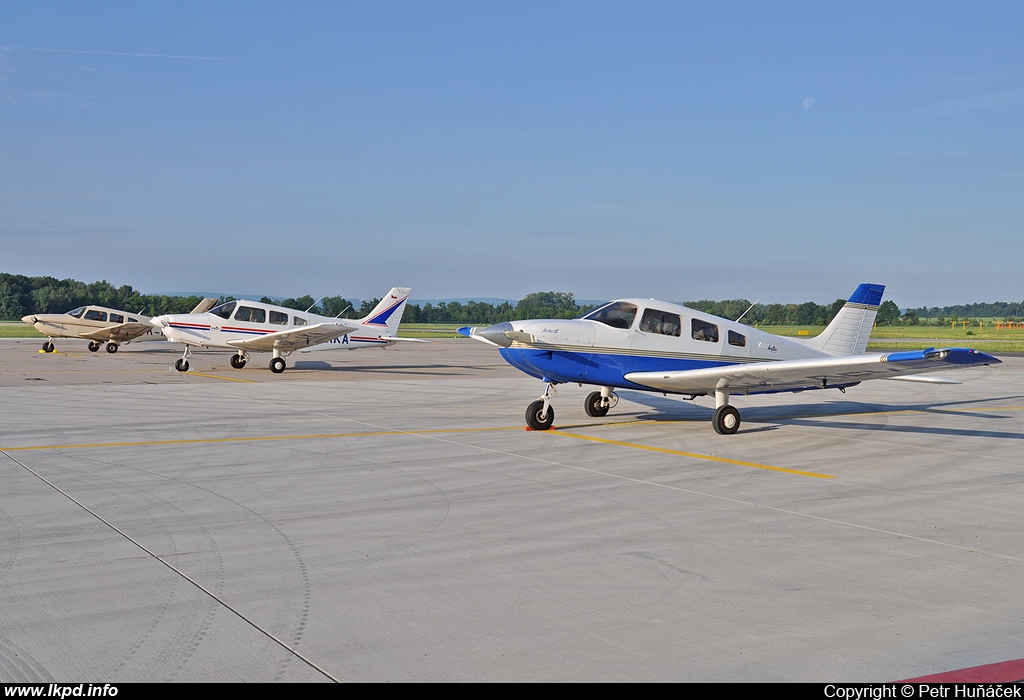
[22,315,37,325]
[151,315,169,329]
[470,322,514,347]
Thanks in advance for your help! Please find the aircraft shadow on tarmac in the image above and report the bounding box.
[612,390,1024,441]
[289,360,506,376]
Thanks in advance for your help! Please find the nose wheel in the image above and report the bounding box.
[88,341,100,352]
[173,347,191,373]
[525,400,554,430]
[230,352,249,369]
[525,383,557,430]
[42,341,55,353]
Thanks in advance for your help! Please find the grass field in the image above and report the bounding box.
[6,321,1023,351]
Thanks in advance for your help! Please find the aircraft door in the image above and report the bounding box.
[631,307,683,355]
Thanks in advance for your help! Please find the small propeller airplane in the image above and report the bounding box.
[151,287,424,374]
[22,298,217,354]
[459,283,1001,434]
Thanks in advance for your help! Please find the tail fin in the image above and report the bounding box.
[358,287,412,338]
[802,283,884,356]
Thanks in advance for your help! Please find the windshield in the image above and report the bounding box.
[209,302,236,320]
[581,301,638,329]
[66,307,86,318]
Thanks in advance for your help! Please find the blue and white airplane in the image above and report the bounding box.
[152,287,423,373]
[459,284,1000,434]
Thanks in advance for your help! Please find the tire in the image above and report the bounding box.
[174,358,189,373]
[230,354,247,369]
[584,391,609,418]
[88,342,100,352]
[270,357,286,374]
[106,343,118,353]
[712,405,741,435]
[42,342,55,353]
[525,400,554,430]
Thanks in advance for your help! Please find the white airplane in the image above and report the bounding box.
[22,297,216,354]
[459,283,1001,434]
[151,287,423,374]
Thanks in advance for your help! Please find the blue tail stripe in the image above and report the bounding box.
[848,283,885,306]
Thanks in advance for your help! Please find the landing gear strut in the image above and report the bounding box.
[525,383,557,430]
[712,389,741,435]
[174,347,191,373]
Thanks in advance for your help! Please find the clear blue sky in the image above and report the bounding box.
[2,1,1021,307]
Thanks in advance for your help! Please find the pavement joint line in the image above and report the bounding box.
[0,448,341,683]
[0,425,526,451]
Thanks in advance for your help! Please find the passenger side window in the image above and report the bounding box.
[728,330,746,347]
[639,309,681,337]
[109,314,124,324]
[691,318,719,343]
[84,310,107,322]
[293,316,307,326]
[234,306,266,323]
[269,310,289,325]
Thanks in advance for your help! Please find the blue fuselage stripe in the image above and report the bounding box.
[499,348,735,390]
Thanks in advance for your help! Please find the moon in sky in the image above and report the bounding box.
[803,97,816,109]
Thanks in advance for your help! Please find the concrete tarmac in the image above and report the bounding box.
[0,339,1021,682]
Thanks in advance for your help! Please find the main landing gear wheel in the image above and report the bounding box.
[87,341,100,352]
[525,399,554,431]
[230,354,248,369]
[174,358,190,373]
[42,341,55,353]
[712,405,741,435]
[105,342,118,354]
[269,357,286,374]
[584,391,610,418]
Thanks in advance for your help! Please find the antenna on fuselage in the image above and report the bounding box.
[735,299,759,323]
[335,304,353,318]
[304,298,323,313]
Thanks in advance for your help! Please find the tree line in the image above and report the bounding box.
[2,273,1017,326]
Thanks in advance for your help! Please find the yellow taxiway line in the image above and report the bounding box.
[0,421,819,478]
[546,430,834,479]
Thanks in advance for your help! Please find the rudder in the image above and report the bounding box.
[803,283,884,356]
[359,287,412,337]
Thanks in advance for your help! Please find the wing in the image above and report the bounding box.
[624,348,1001,395]
[226,321,360,352]
[79,322,156,343]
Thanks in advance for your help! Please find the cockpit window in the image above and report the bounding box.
[67,307,86,318]
[639,309,681,337]
[582,301,638,329]
[209,302,236,320]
